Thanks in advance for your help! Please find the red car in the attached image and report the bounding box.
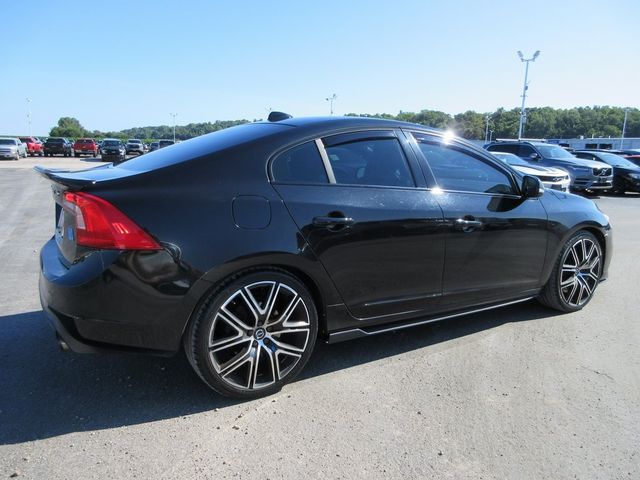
[73,138,99,157]
[18,137,44,156]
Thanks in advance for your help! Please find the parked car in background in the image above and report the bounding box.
[490,152,570,191]
[36,114,611,399]
[485,140,613,192]
[73,138,99,157]
[44,137,73,157]
[158,139,175,149]
[125,139,144,155]
[574,150,640,194]
[100,138,126,163]
[149,142,159,152]
[19,137,44,156]
[0,138,27,160]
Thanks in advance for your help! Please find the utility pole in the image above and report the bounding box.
[169,113,178,142]
[325,94,337,115]
[26,97,32,136]
[517,50,540,139]
[620,107,629,149]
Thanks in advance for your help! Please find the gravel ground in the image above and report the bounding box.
[0,164,638,479]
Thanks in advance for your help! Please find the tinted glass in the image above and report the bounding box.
[414,135,514,194]
[272,141,328,184]
[0,139,15,145]
[325,138,414,187]
[492,152,529,166]
[487,144,519,154]
[518,145,536,157]
[536,145,575,159]
[104,140,120,146]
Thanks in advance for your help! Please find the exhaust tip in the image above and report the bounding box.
[56,333,70,352]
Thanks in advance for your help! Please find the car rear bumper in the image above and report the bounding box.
[38,237,195,354]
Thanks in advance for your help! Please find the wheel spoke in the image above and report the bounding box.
[218,346,252,379]
[257,344,277,386]
[561,274,576,287]
[265,287,300,328]
[244,281,277,316]
[270,335,307,355]
[220,301,255,331]
[210,335,251,353]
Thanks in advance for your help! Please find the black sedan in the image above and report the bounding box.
[36,114,611,399]
[574,150,640,193]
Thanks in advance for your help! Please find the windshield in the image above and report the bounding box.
[46,138,64,143]
[76,139,93,144]
[0,139,16,145]
[492,152,530,166]
[536,145,576,159]
[595,152,638,168]
[104,140,120,147]
[128,139,141,144]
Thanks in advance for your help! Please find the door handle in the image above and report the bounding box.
[313,216,354,227]
[455,218,483,232]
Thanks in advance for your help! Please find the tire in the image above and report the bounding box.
[538,231,603,312]
[184,269,319,399]
[14,151,20,160]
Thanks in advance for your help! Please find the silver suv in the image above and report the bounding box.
[125,139,144,155]
[485,141,613,192]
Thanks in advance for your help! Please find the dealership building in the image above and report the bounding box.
[547,137,640,150]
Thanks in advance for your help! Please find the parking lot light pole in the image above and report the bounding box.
[517,50,540,139]
[169,113,178,142]
[620,107,629,149]
[26,97,32,136]
[484,114,490,143]
[325,94,337,115]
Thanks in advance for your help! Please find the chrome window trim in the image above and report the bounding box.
[315,138,336,184]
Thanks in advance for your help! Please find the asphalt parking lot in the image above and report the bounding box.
[0,159,638,479]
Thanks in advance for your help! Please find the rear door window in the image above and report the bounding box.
[323,135,414,188]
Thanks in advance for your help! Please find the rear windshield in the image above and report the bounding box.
[76,139,94,144]
[119,123,289,172]
[46,138,64,143]
[104,140,121,146]
[0,139,16,145]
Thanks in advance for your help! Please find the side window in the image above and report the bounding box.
[271,141,328,184]
[518,145,536,157]
[413,135,515,195]
[324,138,414,187]
[487,144,519,155]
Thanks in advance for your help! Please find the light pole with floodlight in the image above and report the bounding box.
[326,94,337,115]
[516,50,540,139]
[26,97,32,136]
[169,113,178,142]
[620,107,629,149]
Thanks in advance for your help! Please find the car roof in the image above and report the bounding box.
[262,115,438,132]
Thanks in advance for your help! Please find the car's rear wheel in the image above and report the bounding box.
[538,231,603,312]
[185,270,318,399]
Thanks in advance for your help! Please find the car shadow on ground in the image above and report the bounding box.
[0,301,558,445]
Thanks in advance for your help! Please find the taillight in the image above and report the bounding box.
[62,192,161,250]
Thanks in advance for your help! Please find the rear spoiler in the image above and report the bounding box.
[33,164,138,189]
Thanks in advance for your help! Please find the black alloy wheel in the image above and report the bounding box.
[539,231,603,312]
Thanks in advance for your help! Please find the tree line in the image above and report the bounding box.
[49,106,638,142]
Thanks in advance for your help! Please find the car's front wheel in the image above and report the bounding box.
[538,231,603,312]
[185,270,318,399]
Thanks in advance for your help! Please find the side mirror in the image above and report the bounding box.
[529,152,540,161]
[522,175,543,198]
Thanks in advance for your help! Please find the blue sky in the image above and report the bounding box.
[2,0,638,135]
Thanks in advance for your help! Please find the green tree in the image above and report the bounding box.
[49,117,90,138]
